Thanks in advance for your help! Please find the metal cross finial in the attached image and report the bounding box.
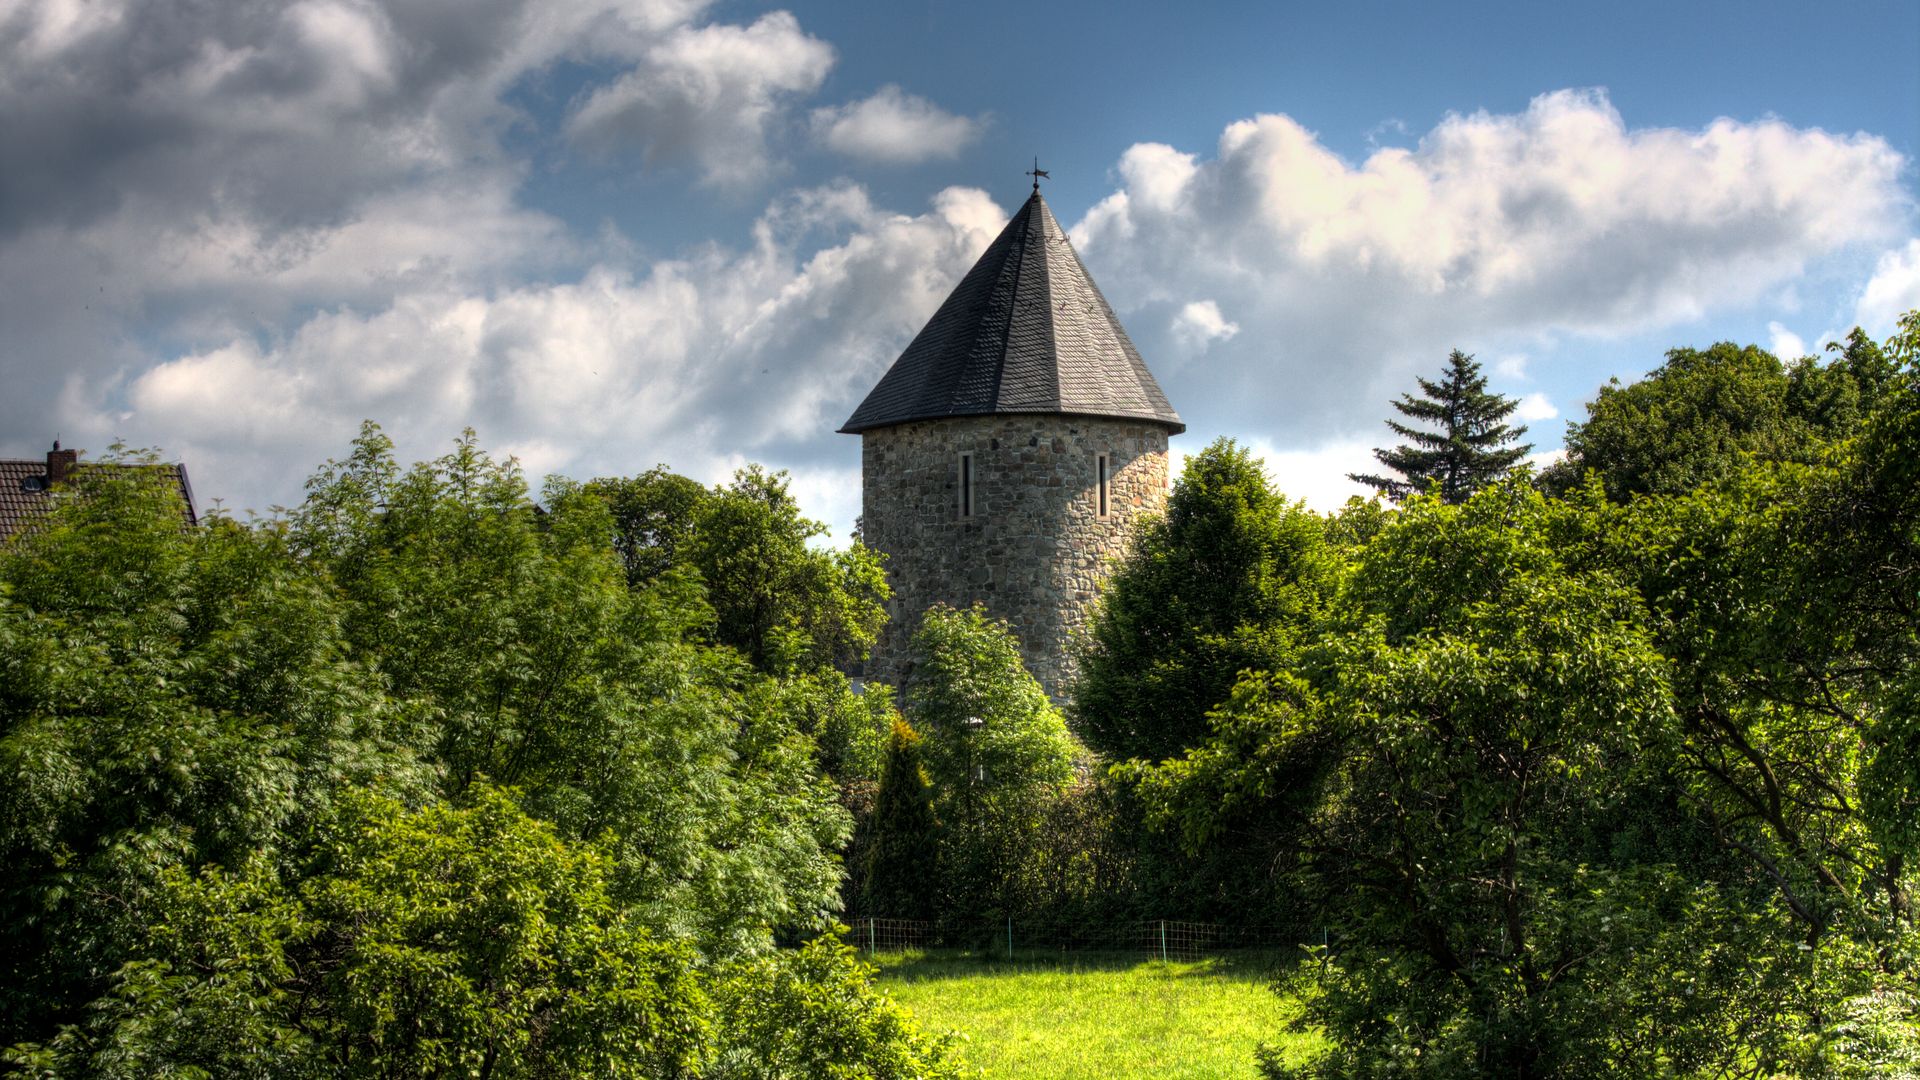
[1026,157,1049,193]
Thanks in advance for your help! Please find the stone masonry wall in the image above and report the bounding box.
[859,414,1171,702]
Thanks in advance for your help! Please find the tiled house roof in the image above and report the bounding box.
[840,189,1183,435]
[0,448,198,540]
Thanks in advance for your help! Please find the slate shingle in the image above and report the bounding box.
[839,190,1182,434]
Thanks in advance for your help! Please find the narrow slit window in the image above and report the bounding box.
[959,453,974,518]
[1096,454,1110,517]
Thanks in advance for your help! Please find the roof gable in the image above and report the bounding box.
[0,459,198,540]
[840,191,1182,434]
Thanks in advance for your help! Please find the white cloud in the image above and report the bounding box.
[112,184,1008,517]
[1169,299,1239,354]
[1515,392,1558,422]
[1525,447,1568,472]
[566,11,834,187]
[5,38,1912,547]
[1766,320,1808,359]
[1252,437,1379,511]
[1164,436,1379,512]
[811,84,984,165]
[1855,238,1920,335]
[1493,353,1531,380]
[1073,89,1910,446]
[0,0,856,478]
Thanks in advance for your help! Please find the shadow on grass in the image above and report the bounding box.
[869,947,1306,985]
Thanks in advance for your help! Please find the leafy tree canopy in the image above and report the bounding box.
[1545,334,1896,500]
[19,787,711,1079]
[689,465,888,675]
[1075,438,1335,764]
[585,466,710,588]
[906,604,1077,918]
[0,425,950,1076]
[1137,314,1920,1074]
[587,463,888,677]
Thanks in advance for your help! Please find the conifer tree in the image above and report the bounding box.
[1350,350,1532,503]
[862,719,940,921]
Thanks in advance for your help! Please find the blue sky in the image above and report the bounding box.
[1,0,1914,536]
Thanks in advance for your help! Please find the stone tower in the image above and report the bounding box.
[840,186,1183,700]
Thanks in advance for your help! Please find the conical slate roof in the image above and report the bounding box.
[839,190,1183,434]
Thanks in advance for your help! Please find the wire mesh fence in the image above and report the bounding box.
[839,916,1327,961]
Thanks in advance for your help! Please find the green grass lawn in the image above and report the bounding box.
[870,950,1322,1078]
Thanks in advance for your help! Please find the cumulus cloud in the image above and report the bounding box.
[566,11,834,187]
[1855,238,1920,334]
[1492,353,1531,380]
[811,84,984,165]
[0,0,680,235]
[112,184,1007,521]
[0,0,858,490]
[1168,299,1240,355]
[1251,438,1378,511]
[3,42,1911,543]
[1767,321,1809,359]
[1515,392,1558,422]
[1073,89,1910,445]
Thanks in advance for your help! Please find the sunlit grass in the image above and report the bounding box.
[871,949,1322,1078]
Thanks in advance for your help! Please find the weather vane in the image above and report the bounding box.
[1026,157,1049,192]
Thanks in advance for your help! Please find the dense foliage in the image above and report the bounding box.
[1075,439,1336,764]
[1542,334,1896,499]
[0,428,957,1078]
[20,787,710,1078]
[5,305,1915,1075]
[586,463,888,675]
[863,719,940,922]
[1107,315,1920,1075]
[902,605,1079,922]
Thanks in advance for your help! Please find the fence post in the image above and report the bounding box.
[1159,919,1167,963]
[868,917,876,957]
[1007,916,1013,961]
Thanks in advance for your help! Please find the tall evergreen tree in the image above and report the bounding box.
[1350,350,1531,503]
[862,719,940,920]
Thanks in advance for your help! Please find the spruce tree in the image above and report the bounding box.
[1350,349,1532,503]
[862,718,940,921]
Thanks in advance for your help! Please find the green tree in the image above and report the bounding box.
[1075,439,1334,763]
[708,934,964,1080]
[1543,338,1894,500]
[1594,317,1920,947]
[861,719,940,921]
[804,672,894,787]
[13,787,712,1079]
[291,428,851,954]
[1350,349,1531,503]
[583,463,889,677]
[0,453,429,1043]
[0,426,983,1076]
[906,604,1076,918]
[1143,479,1892,1075]
[1276,482,1686,1075]
[585,466,712,588]
[689,465,888,675]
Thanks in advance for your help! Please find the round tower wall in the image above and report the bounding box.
[858,414,1170,702]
